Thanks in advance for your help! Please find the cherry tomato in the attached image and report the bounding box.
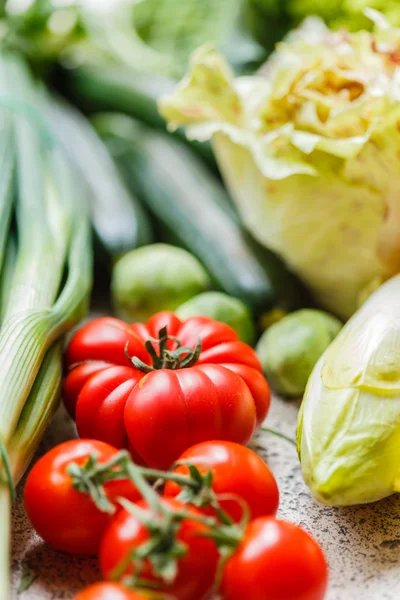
[74,582,149,600]
[220,517,328,600]
[100,498,219,600]
[24,440,141,555]
[64,312,270,469]
[164,441,279,522]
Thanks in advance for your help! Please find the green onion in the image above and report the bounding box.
[8,342,62,484]
[0,117,14,279]
[47,96,153,258]
[0,237,16,324]
[0,53,91,442]
[0,51,93,599]
[0,489,10,598]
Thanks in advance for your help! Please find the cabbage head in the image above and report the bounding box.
[160,12,400,319]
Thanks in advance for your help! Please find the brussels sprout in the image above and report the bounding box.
[176,291,256,345]
[112,243,211,322]
[256,309,342,398]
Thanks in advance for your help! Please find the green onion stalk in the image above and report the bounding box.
[0,236,16,324]
[0,115,14,282]
[0,52,92,598]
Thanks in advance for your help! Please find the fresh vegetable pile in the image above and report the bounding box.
[22,308,329,599]
[25,438,328,600]
[0,1,398,598]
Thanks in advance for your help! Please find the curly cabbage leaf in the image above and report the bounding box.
[160,13,400,318]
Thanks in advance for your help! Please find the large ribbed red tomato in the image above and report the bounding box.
[64,312,270,469]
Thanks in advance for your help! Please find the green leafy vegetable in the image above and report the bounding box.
[160,12,400,318]
[298,275,400,506]
[0,51,92,596]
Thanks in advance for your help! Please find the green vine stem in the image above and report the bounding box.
[138,467,194,489]
[261,427,297,446]
[68,453,242,539]
[68,450,240,527]
[124,460,164,515]
[68,451,247,592]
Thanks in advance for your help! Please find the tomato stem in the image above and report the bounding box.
[212,493,249,528]
[69,451,242,530]
[68,451,247,590]
[67,449,140,513]
[138,467,199,489]
[138,464,237,525]
[124,459,164,515]
[114,496,190,584]
[125,326,202,372]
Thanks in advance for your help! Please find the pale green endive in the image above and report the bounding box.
[297,275,400,506]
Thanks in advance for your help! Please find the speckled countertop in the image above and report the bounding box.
[11,396,400,600]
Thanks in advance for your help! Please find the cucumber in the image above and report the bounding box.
[102,119,307,315]
[62,65,171,130]
[47,98,153,259]
[59,65,216,171]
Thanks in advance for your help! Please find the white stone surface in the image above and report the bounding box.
[11,397,400,599]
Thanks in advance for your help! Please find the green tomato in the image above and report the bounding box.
[176,292,256,345]
[257,309,342,398]
[112,244,211,322]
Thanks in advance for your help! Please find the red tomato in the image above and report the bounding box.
[24,440,141,555]
[164,441,279,522]
[63,317,149,423]
[64,312,270,469]
[100,498,219,600]
[220,518,328,600]
[74,583,149,600]
[63,360,111,419]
